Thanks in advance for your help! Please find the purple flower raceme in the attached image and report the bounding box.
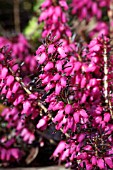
[71,0,110,21]
[0,42,44,164]
[0,34,37,74]
[39,0,71,41]
[36,38,105,134]
[89,22,109,38]
[0,0,113,168]
[35,36,93,134]
[70,0,109,40]
[35,34,113,169]
[0,107,35,163]
[0,45,40,119]
[53,123,113,169]
[38,0,79,61]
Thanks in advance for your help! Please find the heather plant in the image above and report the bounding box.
[0,34,37,74]
[71,0,110,21]
[69,0,110,43]
[0,33,58,166]
[0,0,113,169]
[36,0,113,169]
[34,34,113,169]
[0,107,35,164]
[0,37,36,166]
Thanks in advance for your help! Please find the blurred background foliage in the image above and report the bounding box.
[23,0,44,43]
[0,0,44,49]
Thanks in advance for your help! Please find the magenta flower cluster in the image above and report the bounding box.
[0,34,39,164]
[71,0,110,21]
[0,34,37,74]
[0,107,35,162]
[0,0,113,169]
[39,0,71,41]
[89,22,109,38]
[70,0,109,39]
[36,0,113,169]
[35,33,113,169]
[51,36,113,169]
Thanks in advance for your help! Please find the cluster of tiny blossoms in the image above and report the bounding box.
[35,0,113,169]
[0,36,39,119]
[38,0,78,58]
[39,0,71,40]
[0,34,37,74]
[71,0,110,21]
[70,0,109,39]
[0,0,113,169]
[89,22,109,38]
[0,107,35,163]
[35,32,113,169]
[0,34,42,164]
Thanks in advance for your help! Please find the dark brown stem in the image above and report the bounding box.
[13,0,20,32]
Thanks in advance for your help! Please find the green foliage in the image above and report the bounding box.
[23,0,44,42]
[33,0,44,13]
[24,17,44,41]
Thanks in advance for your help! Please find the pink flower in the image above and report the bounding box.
[104,157,113,169]
[52,141,66,157]
[13,94,25,106]
[65,104,72,114]
[36,116,48,130]
[91,156,97,165]
[80,109,88,118]
[60,77,66,87]
[97,158,105,169]
[55,83,62,95]
[48,44,56,54]
[53,110,64,123]
[12,82,20,93]
[74,112,80,123]
[0,67,8,79]
[44,61,54,71]
[22,101,31,115]
[56,60,63,71]
[57,47,66,58]
[104,113,111,122]
[36,52,47,64]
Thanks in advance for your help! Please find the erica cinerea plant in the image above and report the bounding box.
[51,36,113,169]
[35,35,113,169]
[0,33,61,166]
[0,0,113,169]
[0,34,46,165]
[38,0,78,60]
[71,0,110,21]
[0,107,35,164]
[69,0,110,43]
[0,42,32,165]
[36,0,113,169]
